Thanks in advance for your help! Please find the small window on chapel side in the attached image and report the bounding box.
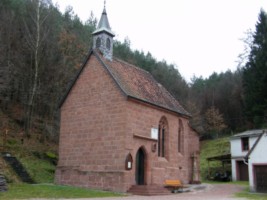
[96,37,101,48]
[106,38,111,50]
[158,117,168,158]
[178,119,184,154]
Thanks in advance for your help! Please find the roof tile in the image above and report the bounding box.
[99,53,190,116]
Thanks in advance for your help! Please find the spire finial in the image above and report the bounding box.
[104,0,106,9]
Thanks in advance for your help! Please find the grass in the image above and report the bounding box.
[0,138,57,183]
[19,156,55,183]
[235,187,267,200]
[230,181,249,186]
[0,126,57,183]
[0,183,123,200]
[202,181,249,186]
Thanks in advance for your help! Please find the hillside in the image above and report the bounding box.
[200,137,231,180]
[0,109,57,184]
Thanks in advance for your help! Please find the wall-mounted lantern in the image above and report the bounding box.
[125,153,133,170]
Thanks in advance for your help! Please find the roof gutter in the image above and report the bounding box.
[127,95,191,119]
[243,158,248,165]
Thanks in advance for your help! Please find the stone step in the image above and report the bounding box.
[127,185,171,196]
[0,176,8,192]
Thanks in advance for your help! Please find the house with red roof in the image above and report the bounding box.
[55,4,200,194]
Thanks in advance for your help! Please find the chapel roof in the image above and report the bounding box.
[59,50,191,118]
[102,54,190,116]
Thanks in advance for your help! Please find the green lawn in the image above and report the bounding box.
[235,187,267,200]
[19,156,56,183]
[0,183,123,200]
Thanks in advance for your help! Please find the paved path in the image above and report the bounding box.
[103,184,246,200]
[32,184,247,200]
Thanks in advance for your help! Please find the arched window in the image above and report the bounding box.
[96,37,101,48]
[178,119,184,154]
[106,38,111,50]
[158,117,168,157]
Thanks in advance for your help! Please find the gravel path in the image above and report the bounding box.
[31,183,247,200]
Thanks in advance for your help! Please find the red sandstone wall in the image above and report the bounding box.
[56,55,128,192]
[123,99,200,189]
[187,128,200,182]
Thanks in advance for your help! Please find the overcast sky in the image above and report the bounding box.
[54,0,267,81]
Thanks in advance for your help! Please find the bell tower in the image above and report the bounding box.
[92,1,115,60]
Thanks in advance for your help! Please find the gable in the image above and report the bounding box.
[248,132,267,162]
[60,51,126,109]
[60,50,190,117]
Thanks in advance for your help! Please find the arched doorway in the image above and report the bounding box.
[136,147,146,185]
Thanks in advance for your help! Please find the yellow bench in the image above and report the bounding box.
[164,179,184,193]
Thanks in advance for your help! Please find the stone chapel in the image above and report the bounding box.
[55,4,200,193]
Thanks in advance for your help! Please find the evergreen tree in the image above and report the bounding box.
[243,9,267,127]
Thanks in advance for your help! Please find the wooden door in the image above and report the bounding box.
[136,148,145,185]
[254,165,267,193]
[237,161,249,181]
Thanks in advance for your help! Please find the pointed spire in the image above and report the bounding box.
[92,1,115,60]
[92,1,115,36]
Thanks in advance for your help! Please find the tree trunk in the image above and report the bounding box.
[25,0,41,137]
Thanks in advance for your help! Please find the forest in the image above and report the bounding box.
[0,0,267,141]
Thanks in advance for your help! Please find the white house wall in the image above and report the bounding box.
[231,159,237,180]
[230,137,258,157]
[230,136,258,181]
[230,139,246,157]
[248,133,267,192]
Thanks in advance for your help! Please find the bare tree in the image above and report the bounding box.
[24,0,50,136]
[205,106,227,138]
[237,29,254,68]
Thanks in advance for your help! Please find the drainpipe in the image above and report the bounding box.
[243,157,248,165]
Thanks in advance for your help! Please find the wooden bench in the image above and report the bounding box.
[164,179,184,193]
